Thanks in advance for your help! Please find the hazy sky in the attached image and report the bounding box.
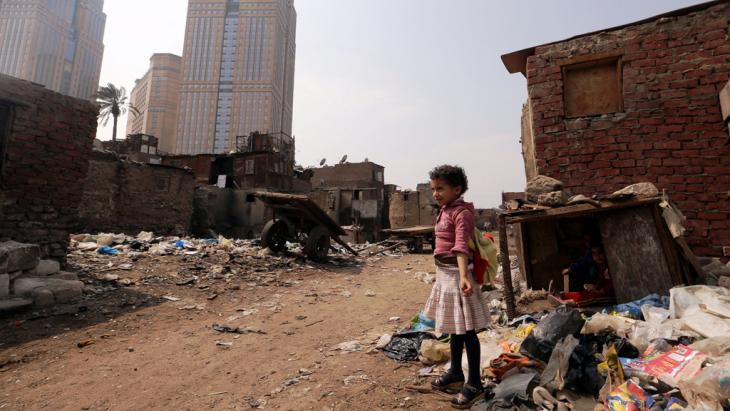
[97,0,703,207]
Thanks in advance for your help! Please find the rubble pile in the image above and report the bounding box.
[0,241,84,312]
[68,231,362,291]
[375,284,730,410]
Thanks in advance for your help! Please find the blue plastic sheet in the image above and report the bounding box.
[97,246,119,255]
[608,294,669,319]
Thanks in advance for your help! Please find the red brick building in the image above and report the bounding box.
[502,0,730,257]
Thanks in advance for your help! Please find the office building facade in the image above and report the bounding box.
[127,53,182,154]
[176,0,296,154]
[0,0,106,101]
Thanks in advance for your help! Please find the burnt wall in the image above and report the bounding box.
[0,74,97,262]
[526,2,730,256]
[79,151,195,235]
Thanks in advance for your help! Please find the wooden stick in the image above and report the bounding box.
[499,214,517,320]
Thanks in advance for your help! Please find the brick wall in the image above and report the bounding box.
[0,74,97,262]
[525,2,730,257]
[311,162,385,189]
[79,151,195,235]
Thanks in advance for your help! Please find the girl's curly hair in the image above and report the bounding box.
[429,165,469,194]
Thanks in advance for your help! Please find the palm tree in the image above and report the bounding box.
[95,83,139,142]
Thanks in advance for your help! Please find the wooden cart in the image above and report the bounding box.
[254,192,359,260]
[379,225,435,254]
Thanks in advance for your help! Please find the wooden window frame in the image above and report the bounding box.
[561,54,624,119]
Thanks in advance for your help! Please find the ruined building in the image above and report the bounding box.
[309,162,385,242]
[0,0,106,101]
[78,151,196,235]
[175,0,297,154]
[127,54,182,154]
[0,74,98,261]
[502,0,730,257]
[388,184,437,229]
[101,134,161,164]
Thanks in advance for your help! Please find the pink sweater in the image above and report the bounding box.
[434,198,475,258]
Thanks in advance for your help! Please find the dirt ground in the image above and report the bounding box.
[0,250,472,410]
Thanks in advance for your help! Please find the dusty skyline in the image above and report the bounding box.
[96,0,703,207]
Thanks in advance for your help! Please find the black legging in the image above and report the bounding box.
[450,330,481,387]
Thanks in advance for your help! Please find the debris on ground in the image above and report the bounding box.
[212,323,266,335]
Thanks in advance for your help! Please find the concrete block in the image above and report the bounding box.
[31,288,55,308]
[0,241,41,272]
[0,274,8,299]
[30,259,61,276]
[0,297,33,314]
[12,277,83,305]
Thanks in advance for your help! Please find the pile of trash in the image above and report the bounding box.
[68,231,361,289]
[377,286,730,410]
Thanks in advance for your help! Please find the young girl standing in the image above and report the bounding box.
[424,165,491,409]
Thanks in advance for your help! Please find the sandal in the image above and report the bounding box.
[431,372,465,393]
[451,383,483,409]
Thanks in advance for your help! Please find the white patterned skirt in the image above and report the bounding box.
[424,264,491,335]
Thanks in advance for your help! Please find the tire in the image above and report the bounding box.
[305,226,331,260]
[411,239,424,254]
[261,220,288,252]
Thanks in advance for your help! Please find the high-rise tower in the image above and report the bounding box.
[127,54,183,154]
[0,0,106,101]
[175,0,296,154]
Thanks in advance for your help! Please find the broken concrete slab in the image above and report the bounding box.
[0,297,33,313]
[0,241,41,272]
[526,175,563,203]
[12,277,84,305]
[30,259,61,276]
[612,182,659,198]
[0,273,8,299]
[537,190,568,207]
[31,288,55,307]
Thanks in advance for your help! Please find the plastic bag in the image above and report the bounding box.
[382,332,435,362]
[540,334,579,391]
[402,311,436,333]
[630,321,674,353]
[641,305,670,325]
[582,313,635,337]
[493,370,539,402]
[96,246,119,255]
[689,336,730,357]
[605,380,654,411]
[565,336,604,395]
[419,339,450,364]
[520,306,584,363]
[612,294,669,319]
[678,359,730,411]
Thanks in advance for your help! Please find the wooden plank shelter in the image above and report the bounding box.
[498,197,698,319]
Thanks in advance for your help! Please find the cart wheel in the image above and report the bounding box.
[411,239,424,254]
[305,226,330,260]
[261,220,288,252]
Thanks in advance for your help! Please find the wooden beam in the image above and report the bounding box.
[504,198,661,225]
[499,214,517,319]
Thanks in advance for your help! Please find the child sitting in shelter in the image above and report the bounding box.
[549,242,616,307]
